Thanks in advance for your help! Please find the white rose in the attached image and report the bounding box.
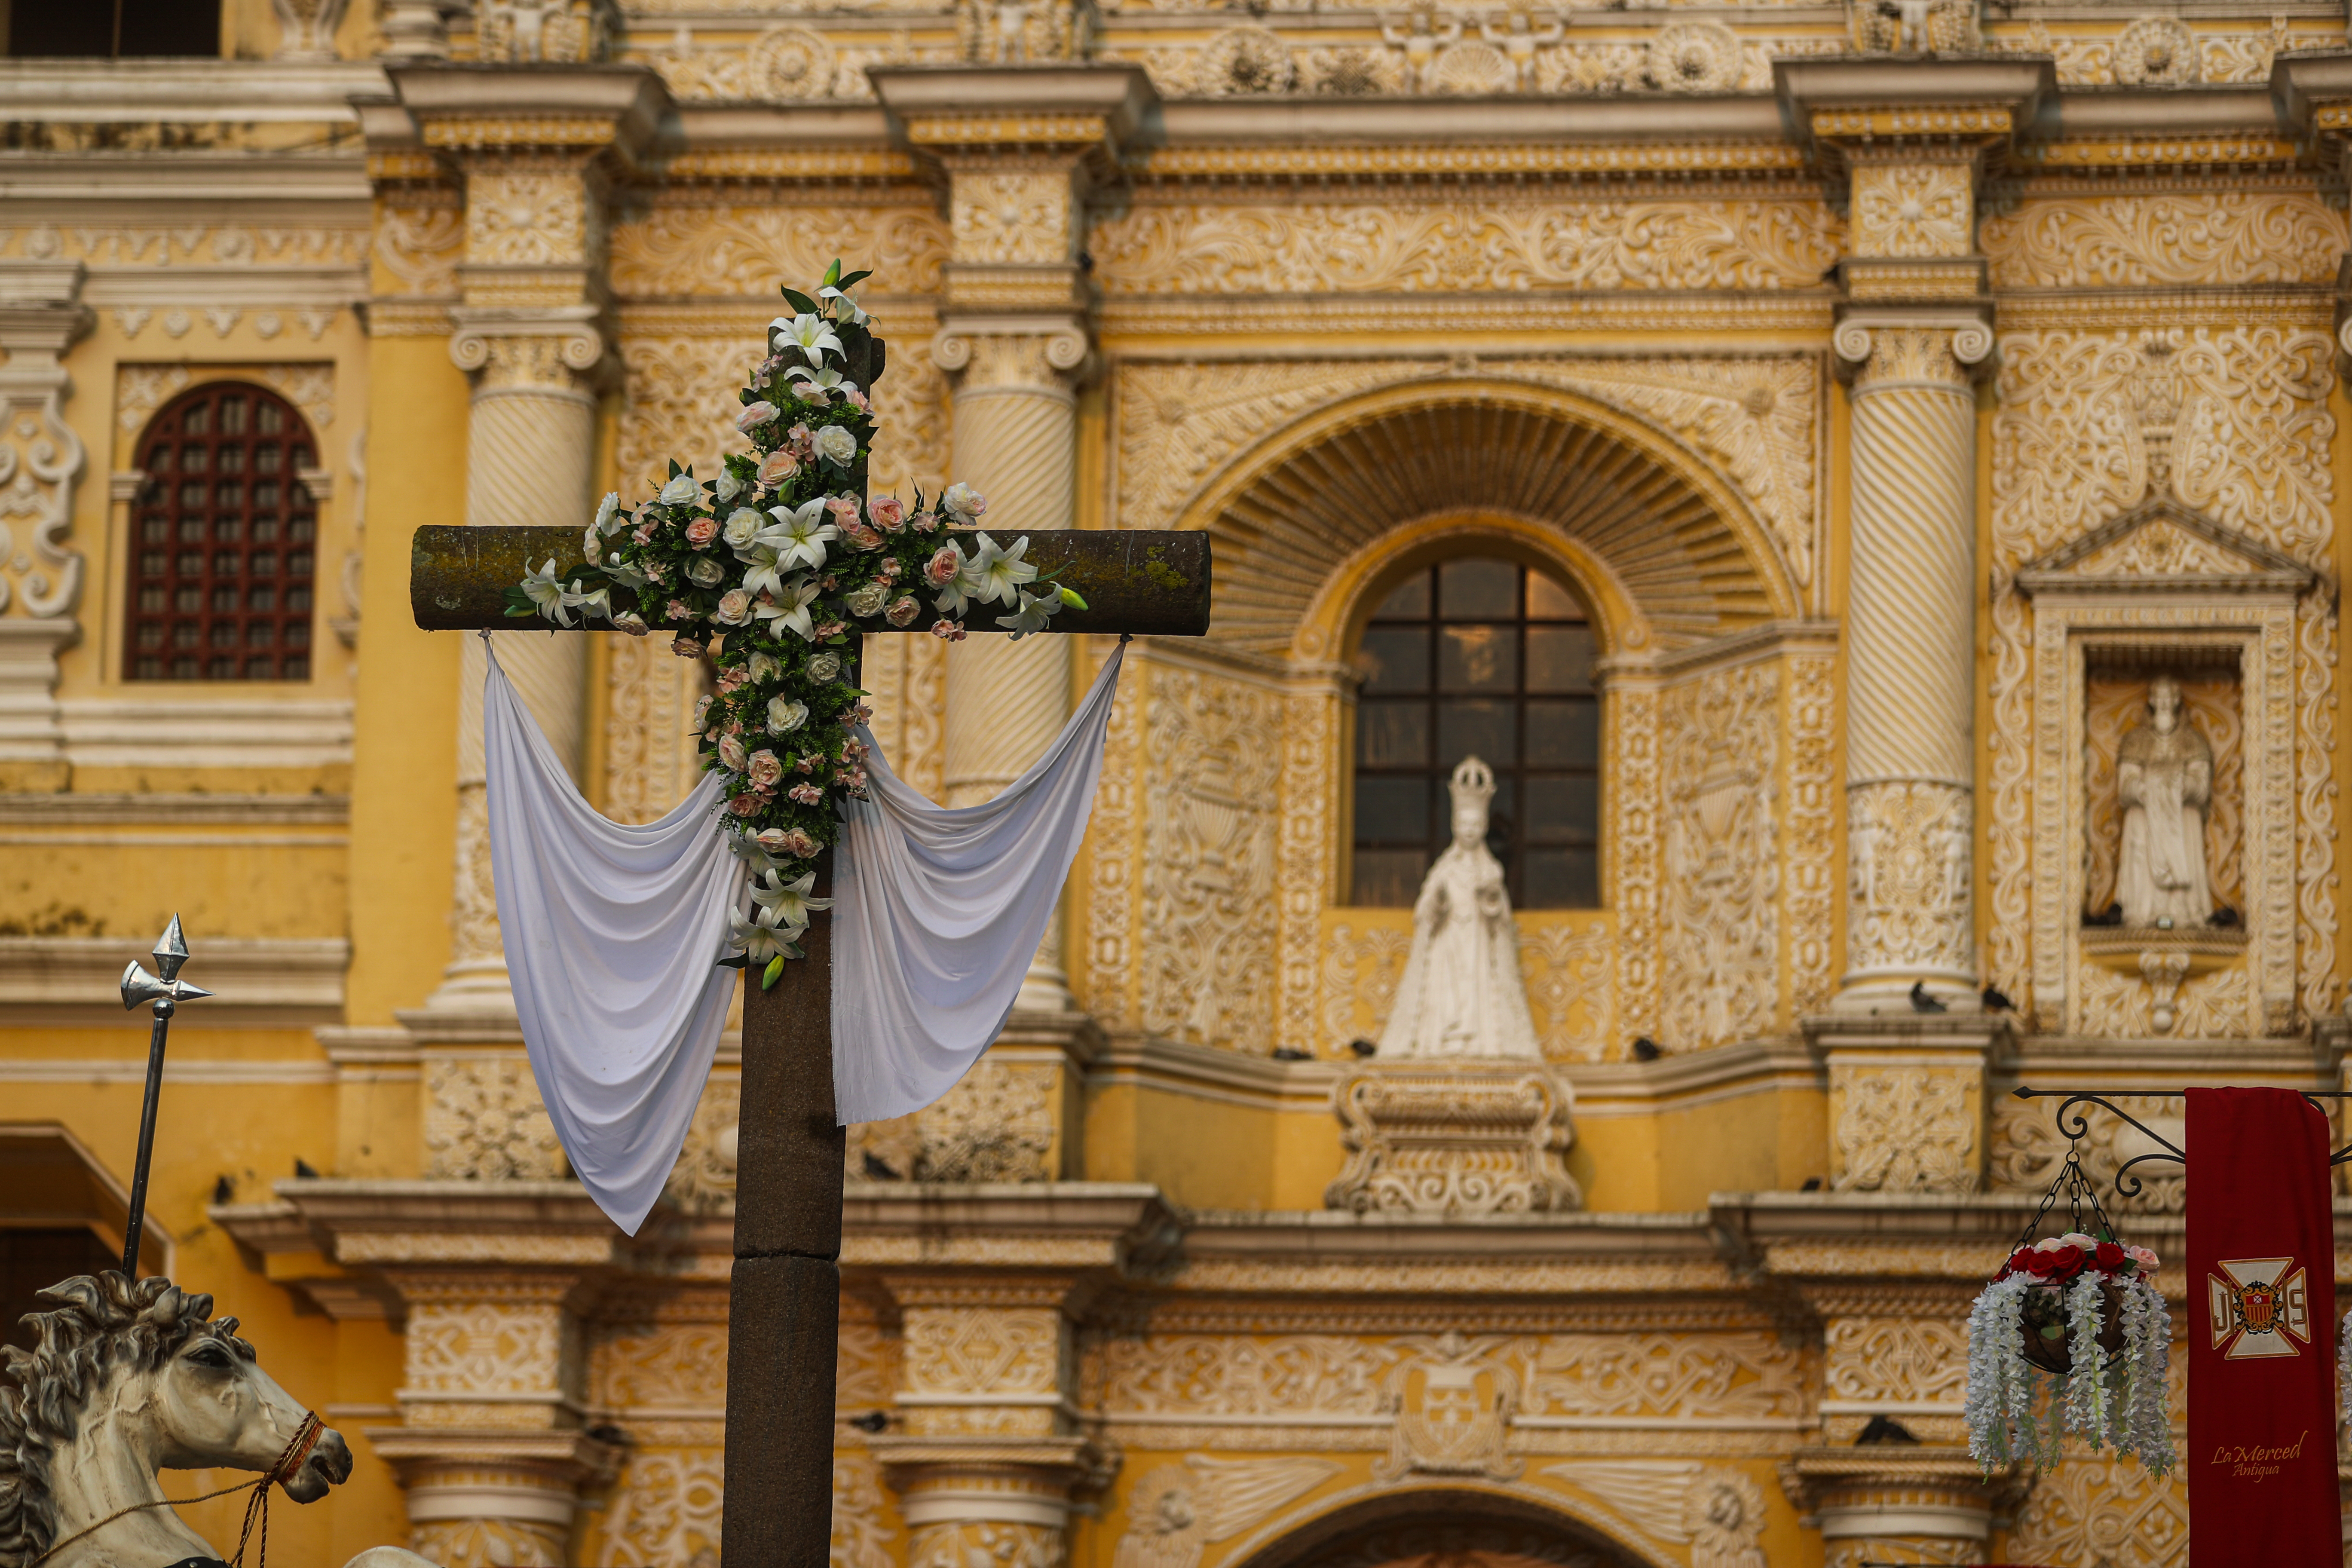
[846,580,889,618]
[714,469,743,503]
[718,734,749,772]
[815,424,858,465]
[723,508,765,549]
[768,696,809,734]
[748,652,780,684]
[716,589,752,625]
[686,556,726,587]
[658,473,701,507]
[807,652,842,684]
[941,481,986,519]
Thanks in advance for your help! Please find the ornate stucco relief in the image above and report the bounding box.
[1658,661,1779,1051]
[1111,354,1820,606]
[1138,651,1286,1054]
[844,1058,1058,1182]
[1981,192,2348,291]
[1084,638,1147,1028]
[1987,325,2338,1021]
[606,204,949,299]
[1991,1092,2184,1214]
[1090,200,1843,296]
[375,202,465,297]
[1275,682,1341,1058]
[1830,1063,1976,1194]
[2002,1454,2186,1568]
[1115,1455,1341,1568]
[1785,651,1838,1016]
[423,1054,566,1180]
[0,223,368,268]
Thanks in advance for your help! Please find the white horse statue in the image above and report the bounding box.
[0,1271,438,1568]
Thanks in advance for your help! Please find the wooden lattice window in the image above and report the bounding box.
[1351,558,1602,909]
[125,383,318,682]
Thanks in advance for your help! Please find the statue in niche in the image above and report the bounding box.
[2114,675,2213,929]
[1377,756,1543,1060]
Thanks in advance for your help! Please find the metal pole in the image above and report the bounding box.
[120,996,174,1277]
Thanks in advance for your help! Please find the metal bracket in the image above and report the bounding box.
[2012,1086,2352,1202]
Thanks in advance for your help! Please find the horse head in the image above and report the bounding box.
[0,1271,356,1568]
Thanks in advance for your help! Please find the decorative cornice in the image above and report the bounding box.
[0,937,346,1026]
[870,64,1157,158]
[1127,138,1810,185]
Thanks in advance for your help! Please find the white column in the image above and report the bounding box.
[1834,321,1988,1011]
[429,325,600,1011]
[937,328,1088,1011]
[0,261,89,791]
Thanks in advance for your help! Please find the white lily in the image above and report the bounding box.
[753,578,824,641]
[965,532,1038,607]
[564,578,612,621]
[737,539,793,601]
[764,498,838,571]
[818,283,868,326]
[770,312,843,365]
[593,491,622,535]
[996,588,1060,638]
[602,558,649,592]
[521,558,575,626]
[657,472,702,507]
[751,869,834,931]
[783,363,857,398]
[729,903,798,963]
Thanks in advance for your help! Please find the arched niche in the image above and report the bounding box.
[1225,1486,1659,1568]
[1171,379,1797,662]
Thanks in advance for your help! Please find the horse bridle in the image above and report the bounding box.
[27,1409,323,1568]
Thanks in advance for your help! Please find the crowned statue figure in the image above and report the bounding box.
[1377,756,1543,1060]
[2114,675,2213,929]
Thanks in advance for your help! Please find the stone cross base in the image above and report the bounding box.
[1323,1063,1582,1217]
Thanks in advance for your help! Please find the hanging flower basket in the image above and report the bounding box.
[1964,1155,2174,1476]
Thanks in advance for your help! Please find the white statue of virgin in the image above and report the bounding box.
[1377,756,1543,1061]
[2114,675,2212,929]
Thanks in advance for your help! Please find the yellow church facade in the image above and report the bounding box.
[3,0,2350,1563]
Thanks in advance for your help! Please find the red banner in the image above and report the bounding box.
[2187,1087,2339,1565]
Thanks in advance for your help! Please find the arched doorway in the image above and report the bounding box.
[1233,1491,1651,1568]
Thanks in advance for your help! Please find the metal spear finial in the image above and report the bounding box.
[119,915,210,1277]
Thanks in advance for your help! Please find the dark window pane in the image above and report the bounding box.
[1525,848,1599,910]
[171,655,198,678]
[1372,570,1429,620]
[1526,572,1583,621]
[1354,776,1428,845]
[1526,625,1594,693]
[219,445,245,472]
[257,404,283,434]
[1358,627,1428,695]
[1438,625,1516,692]
[1357,701,1428,769]
[254,517,280,543]
[1439,558,1518,619]
[286,621,310,648]
[1438,700,1514,769]
[1352,850,1428,908]
[247,622,275,647]
[1525,776,1599,843]
[285,656,309,680]
[210,622,237,649]
[1525,698,1599,767]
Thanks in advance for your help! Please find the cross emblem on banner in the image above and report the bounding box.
[408,264,1210,1567]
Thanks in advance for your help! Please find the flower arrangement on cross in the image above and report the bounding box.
[506,260,1086,986]
[1963,1143,2174,1477]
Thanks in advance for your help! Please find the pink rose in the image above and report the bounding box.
[716,589,752,625]
[757,448,799,487]
[718,735,748,772]
[869,495,906,533]
[840,518,884,551]
[671,635,702,659]
[788,782,824,805]
[2128,1245,2160,1274]
[757,825,819,858]
[736,401,779,432]
[686,516,719,548]
[747,749,784,789]
[727,792,761,817]
[612,611,648,637]
[825,496,862,528]
[925,546,961,587]
[843,387,870,410]
[886,594,919,628]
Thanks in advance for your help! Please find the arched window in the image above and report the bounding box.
[1351,557,1600,909]
[125,382,318,682]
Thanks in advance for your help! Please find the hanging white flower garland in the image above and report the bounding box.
[507,261,1086,987]
[1965,1226,2174,1476]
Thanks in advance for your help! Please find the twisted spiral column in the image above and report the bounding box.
[938,331,1084,1011]
[1836,325,1983,1011]
[429,335,598,1011]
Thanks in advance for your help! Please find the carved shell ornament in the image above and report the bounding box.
[507,262,1087,983]
[1647,21,1741,92]
[2112,15,2197,85]
[1199,26,1295,95]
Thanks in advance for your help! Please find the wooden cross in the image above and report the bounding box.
[410,513,1207,1561]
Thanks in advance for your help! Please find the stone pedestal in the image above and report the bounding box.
[1323,1064,1581,1216]
[1807,1015,2009,1195]
[0,260,90,792]
[1783,1449,2008,1568]
[876,1437,1105,1568]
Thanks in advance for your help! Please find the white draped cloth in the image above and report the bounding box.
[482,638,1124,1234]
